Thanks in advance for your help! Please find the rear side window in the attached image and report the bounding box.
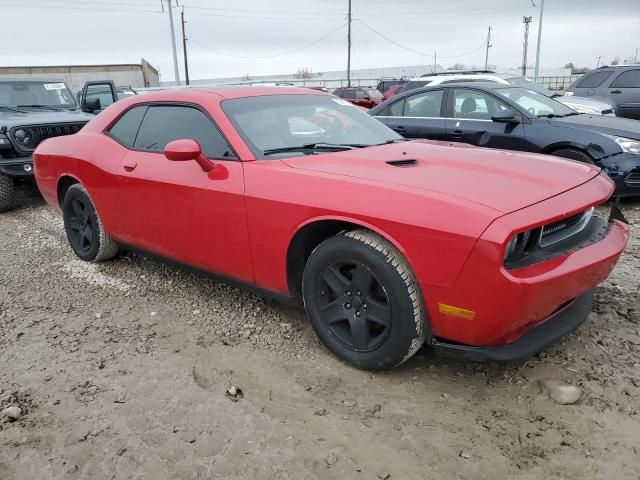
[108,105,147,147]
[574,71,613,88]
[610,70,640,88]
[133,105,234,158]
[388,99,405,116]
[404,90,444,117]
[355,90,366,99]
[341,90,356,99]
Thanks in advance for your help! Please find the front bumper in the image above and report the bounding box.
[422,174,630,350]
[432,289,594,361]
[600,152,640,197]
[0,156,34,177]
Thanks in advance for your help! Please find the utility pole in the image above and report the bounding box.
[596,56,602,68]
[433,51,437,73]
[534,0,545,77]
[165,0,180,85]
[484,26,492,70]
[521,16,532,76]
[635,48,638,64]
[181,6,190,85]
[347,0,352,87]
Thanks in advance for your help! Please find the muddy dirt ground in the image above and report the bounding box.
[1,189,639,480]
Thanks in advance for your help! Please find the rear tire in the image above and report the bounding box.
[0,174,16,213]
[62,184,119,262]
[302,229,427,371]
[551,148,595,165]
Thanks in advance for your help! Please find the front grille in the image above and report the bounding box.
[626,168,640,185]
[10,122,87,152]
[540,208,594,248]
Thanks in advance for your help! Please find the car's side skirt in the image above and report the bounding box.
[117,242,300,307]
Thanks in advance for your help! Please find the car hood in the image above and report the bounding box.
[0,109,94,128]
[556,95,614,111]
[548,114,640,140]
[281,140,602,214]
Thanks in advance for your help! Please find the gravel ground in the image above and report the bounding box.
[1,190,639,480]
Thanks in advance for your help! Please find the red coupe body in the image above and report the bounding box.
[34,87,629,360]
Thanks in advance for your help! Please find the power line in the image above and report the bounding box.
[0,1,162,14]
[189,23,347,59]
[355,19,486,59]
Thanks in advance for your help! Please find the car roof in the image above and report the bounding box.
[0,77,69,83]
[124,85,328,101]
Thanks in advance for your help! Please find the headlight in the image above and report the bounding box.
[604,135,640,155]
[564,103,599,115]
[504,236,518,262]
[13,128,33,146]
[504,230,534,264]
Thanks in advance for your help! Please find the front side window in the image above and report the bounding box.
[404,90,444,117]
[133,105,234,158]
[496,87,575,117]
[452,89,509,120]
[388,99,405,116]
[341,90,356,99]
[610,70,640,88]
[575,71,613,88]
[222,94,400,159]
[355,90,366,100]
[0,80,76,108]
[108,105,147,147]
[365,89,383,99]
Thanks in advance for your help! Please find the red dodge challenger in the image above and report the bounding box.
[33,87,629,370]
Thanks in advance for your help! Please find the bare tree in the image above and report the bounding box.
[294,67,313,79]
[448,63,466,70]
[611,57,620,65]
[242,73,252,81]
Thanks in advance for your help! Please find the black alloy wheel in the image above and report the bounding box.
[316,259,391,352]
[66,196,95,255]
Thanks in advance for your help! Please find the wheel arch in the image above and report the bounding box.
[285,216,412,301]
[542,142,601,160]
[56,174,82,209]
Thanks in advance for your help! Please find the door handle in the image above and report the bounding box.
[392,126,407,133]
[610,90,622,94]
[452,130,464,137]
[123,160,137,172]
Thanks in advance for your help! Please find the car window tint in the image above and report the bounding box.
[388,99,405,116]
[453,90,508,120]
[85,84,115,109]
[404,90,443,117]
[610,70,640,88]
[575,71,613,88]
[355,90,366,99]
[134,105,234,158]
[342,90,356,99]
[108,105,147,147]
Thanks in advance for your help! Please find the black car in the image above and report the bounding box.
[566,66,640,120]
[0,78,94,212]
[369,82,640,196]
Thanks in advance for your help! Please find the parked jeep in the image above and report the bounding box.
[0,78,95,212]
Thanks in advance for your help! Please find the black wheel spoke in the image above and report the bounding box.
[349,317,370,350]
[71,199,84,219]
[82,226,94,246]
[320,300,347,325]
[68,219,82,232]
[352,265,374,294]
[365,297,391,327]
[323,265,351,294]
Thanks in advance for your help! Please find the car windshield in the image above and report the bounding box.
[0,80,77,109]
[222,94,401,159]
[366,89,383,99]
[504,76,554,97]
[495,87,576,117]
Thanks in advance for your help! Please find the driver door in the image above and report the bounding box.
[107,103,254,283]
[444,88,526,151]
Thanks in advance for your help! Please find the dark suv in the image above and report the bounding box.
[566,66,640,120]
[333,86,383,109]
[0,78,94,212]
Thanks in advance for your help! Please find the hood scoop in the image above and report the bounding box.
[386,159,418,167]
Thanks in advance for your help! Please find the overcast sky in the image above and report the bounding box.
[2,0,639,81]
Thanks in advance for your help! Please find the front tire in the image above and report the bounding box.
[0,174,16,213]
[302,229,427,371]
[62,184,118,262]
[552,148,595,165]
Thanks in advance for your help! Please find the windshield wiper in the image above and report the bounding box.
[263,143,362,156]
[16,104,61,111]
[538,112,579,118]
[0,106,26,113]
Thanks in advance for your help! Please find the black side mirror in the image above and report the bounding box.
[85,98,102,112]
[491,110,519,123]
